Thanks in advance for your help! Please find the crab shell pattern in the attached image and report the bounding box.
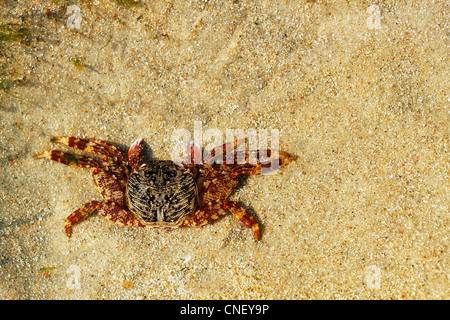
[126,160,198,227]
[35,137,294,241]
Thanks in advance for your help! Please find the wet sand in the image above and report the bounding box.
[0,1,448,299]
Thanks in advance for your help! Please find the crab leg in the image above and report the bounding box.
[203,139,246,165]
[51,136,131,188]
[230,149,295,177]
[51,137,128,174]
[203,139,295,174]
[181,200,261,241]
[221,201,260,241]
[88,138,127,166]
[50,137,124,161]
[36,137,137,236]
[65,200,101,237]
[62,167,138,236]
[92,168,126,207]
[65,200,142,237]
[34,150,100,168]
[97,200,143,228]
[181,200,225,228]
[91,169,144,227]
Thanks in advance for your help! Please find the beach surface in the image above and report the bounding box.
[0,0,448,299]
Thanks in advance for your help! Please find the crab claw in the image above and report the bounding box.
[128,138,144,170]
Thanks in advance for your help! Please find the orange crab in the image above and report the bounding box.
[35,137,294,241]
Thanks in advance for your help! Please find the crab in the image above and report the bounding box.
[34,136,294,241]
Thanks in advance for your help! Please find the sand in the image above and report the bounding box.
[0,0,448,299]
